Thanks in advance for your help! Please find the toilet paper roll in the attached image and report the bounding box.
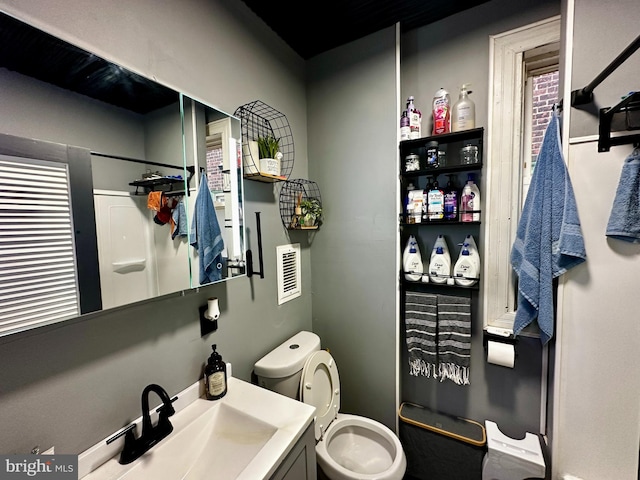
[487,340,515,368]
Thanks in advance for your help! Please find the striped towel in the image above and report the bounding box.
[437,295,471,386]
[405,292,438,378]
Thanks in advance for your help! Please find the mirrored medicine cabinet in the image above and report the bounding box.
[0,11,245,336]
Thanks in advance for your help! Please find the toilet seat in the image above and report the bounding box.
[299,349,341,441]
[317,413,406,480]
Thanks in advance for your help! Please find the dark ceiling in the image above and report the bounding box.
[0,12,178,115]
[0,1,492,113]
[239,0,492,59]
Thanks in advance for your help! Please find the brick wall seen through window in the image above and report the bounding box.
[530,70,559,172]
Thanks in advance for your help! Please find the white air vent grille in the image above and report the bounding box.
[276,243,301,305]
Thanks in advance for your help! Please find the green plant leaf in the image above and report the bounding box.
[257,135,280,158]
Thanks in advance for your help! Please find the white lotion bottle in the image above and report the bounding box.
[431,234,450,261]
[429,246,451,284]
[453,245,478,287]
[403,236,424,281]
[452,84,476,132]
[463,234,481,272]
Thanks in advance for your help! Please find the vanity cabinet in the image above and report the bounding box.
[270,422,317,480]
[399,127,484,290]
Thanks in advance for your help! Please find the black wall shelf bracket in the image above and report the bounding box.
[246,211,264,279]
[598,92,640,152]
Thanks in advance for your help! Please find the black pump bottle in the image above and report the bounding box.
[204,344,227,400]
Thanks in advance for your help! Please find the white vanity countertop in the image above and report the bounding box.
[79,377,315,480]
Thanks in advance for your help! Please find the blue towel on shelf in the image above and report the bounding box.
[510,111,586,344]
[190,173,225,284]
[606,147,640,242]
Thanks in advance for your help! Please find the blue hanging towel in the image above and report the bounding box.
[190,173,224,284]
[606,147,640,242]
[171,196,188,240]
[510,111,586,344]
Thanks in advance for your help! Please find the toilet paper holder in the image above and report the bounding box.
[482,327,518,349]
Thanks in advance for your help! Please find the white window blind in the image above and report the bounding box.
[0,155,80,335]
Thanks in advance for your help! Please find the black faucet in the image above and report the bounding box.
[119,384,176,465]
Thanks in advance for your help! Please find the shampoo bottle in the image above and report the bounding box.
[406,96,422,139]
[452,84,476,132]
[403,235,423,282]
[205,344,227,400]
[400,109,410,141]
[427,180,444,221]
[432,87,451,135]
[443,175,459,220]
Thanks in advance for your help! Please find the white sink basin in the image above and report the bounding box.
[80,377,315,480]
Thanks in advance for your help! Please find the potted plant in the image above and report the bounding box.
[300,198,323,228]
[257,135,282,176]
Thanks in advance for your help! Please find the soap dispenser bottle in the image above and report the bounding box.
[204,344,227,400]
[452,84,476,132]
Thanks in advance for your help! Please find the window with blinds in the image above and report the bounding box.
[0,154,80,336]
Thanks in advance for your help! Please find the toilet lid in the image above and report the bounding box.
[299,349,340,441]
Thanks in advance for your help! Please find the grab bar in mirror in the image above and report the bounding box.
[246,212,264,279]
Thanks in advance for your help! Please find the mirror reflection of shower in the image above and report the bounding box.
[0,11,246,334]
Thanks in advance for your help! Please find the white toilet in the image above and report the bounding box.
[482,420,547,480]
[254,331,407,480]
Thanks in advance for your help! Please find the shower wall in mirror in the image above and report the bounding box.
[0,11,245,336]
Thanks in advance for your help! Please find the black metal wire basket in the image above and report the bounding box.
[279,179,323,230]
[234,100,294,182]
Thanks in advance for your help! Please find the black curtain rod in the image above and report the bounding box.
[91,151,187,172]
[571,34,640,107]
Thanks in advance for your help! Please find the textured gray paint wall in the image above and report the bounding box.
[569,0,640,138]
[0,0,311,456]
[307,27,400,430]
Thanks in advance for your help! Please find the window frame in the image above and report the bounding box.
[483,16,561,331]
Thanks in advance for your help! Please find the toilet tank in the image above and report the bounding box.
[254,331,321,398]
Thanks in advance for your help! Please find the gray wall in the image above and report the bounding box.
[307,26,400,430]
[0,0,312,456]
